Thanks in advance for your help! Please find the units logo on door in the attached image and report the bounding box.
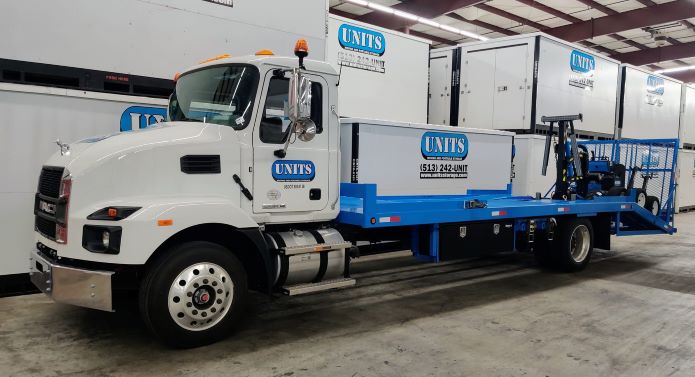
[272,160,315,182]
[419,132,469,179]
[337,23,386,74]
[646,75,665,107]
[569,50,595,90]
[120,106,167,131]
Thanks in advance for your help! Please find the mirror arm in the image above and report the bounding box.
[273,121,296,158]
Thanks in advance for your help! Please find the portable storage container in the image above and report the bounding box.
[618,65,682,140]
[681,84,695,148]
[0,83,166,277]
[340,118,514,196]
[326,15,430,123]
[428,32,620,137]
[676,150,695,212]
[511,135,558,197]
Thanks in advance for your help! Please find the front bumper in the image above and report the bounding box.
[29,249,114,311]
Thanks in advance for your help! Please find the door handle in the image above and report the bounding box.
[497,86,508,92]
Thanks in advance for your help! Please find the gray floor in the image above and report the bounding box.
[1,214,695,377]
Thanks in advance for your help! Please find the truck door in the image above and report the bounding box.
[252,71,329,213]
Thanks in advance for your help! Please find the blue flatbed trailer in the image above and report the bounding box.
[336,139,679,264]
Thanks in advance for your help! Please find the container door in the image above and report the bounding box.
[252,71,330,213]
[428,51,453,125]
[460,49,495,129]
[492,45,529,130]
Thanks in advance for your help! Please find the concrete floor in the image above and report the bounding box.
[1,214,695,377]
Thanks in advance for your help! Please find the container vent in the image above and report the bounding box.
[180,155,221,174]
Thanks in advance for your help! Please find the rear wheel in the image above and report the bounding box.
[555,218,594,272]
[139,241,248,348]
[645,196,660,216]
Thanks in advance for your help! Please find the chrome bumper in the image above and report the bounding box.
[29,249,114,311]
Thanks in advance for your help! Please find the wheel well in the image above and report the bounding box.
[147,223,273,292]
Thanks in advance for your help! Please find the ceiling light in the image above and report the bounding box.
[343,0,488,41]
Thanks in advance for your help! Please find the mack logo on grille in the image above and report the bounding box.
[421,132,469,161]
[39,200,56,215]
[338,23,386,56]
[570,50,595,74]
[272,160,315,182]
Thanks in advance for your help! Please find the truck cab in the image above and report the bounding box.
[30,45,353,347]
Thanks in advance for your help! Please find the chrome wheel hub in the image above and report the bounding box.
[168,262,234,331]
[570,225,590,263]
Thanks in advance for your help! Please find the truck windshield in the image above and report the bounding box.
[168,65,260,129]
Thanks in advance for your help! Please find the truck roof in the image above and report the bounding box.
[180,55,338,77]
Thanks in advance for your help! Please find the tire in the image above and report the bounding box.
[635,189,647,208]
[554,218,594,272]
[139,241,248,348]
[645,196,660,216]
[605,187,626,196]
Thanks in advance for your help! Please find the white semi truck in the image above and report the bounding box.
[29,42,679,348]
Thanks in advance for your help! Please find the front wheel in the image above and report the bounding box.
[139,241,248,348]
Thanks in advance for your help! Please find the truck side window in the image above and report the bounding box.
[259,77,323,144]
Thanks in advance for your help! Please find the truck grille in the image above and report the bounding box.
[38,167,64,198]
[35,215,56,239]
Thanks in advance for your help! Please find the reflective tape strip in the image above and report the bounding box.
[379,216,401,223]
[491,210,508,217]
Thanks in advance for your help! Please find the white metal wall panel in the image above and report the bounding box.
[536,38,619,135]
[492,45,529,130]
[619,66,682,140]
[0,0,328,79]
[460,49,497,129]
[326,16,430,123]
[428,50,454,125]
[681,85,695,146]
[676,149,695,210]
[0,84,166,275]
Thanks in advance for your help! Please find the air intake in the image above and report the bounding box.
[180,155,221,174]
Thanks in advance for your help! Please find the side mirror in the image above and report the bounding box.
[287,68,312,123]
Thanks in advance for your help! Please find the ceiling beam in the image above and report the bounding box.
[610,41,695,66]
[446,13,517,36]
[475,3,546,31]
[356,0,484,31]
[574,0,617,16]
[514,0,580,23]
[662,70,695,83]
[546,0,695,42]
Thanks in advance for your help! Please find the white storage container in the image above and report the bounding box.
[0,0,328,79]
[340,118,514,196]
[326,15,430,123]
[511,135,558,197]
[618,65,682,140]
[677,149,695,212]
[680,84,695,148]
[428,32,620,137]
[0,83,166,276]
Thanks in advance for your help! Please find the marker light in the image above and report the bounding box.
[158,219,173,226]
[294,39,309,55]
[255,49,274,56]
[199,54,231,64]
[174,72,181,82]
[108,208,118,218]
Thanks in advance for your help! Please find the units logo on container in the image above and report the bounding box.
[120,106,167,131]
[646,75,665,107]
[419,132,469,179]
[272,160,315,182]
[569,50,595,90]
[337,23,386,74]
